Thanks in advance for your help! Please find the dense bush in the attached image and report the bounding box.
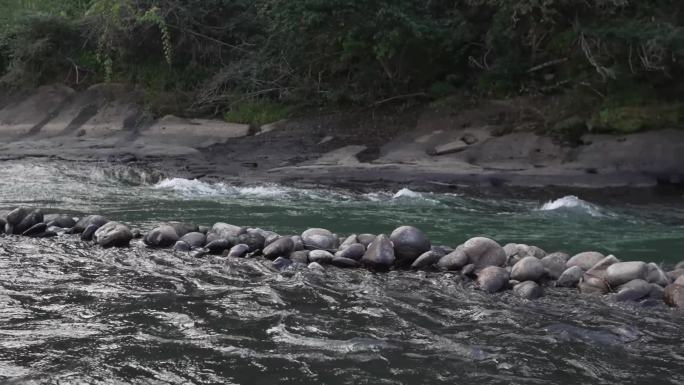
[1,0,682,115]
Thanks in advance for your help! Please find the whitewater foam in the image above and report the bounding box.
[539,195,602,216]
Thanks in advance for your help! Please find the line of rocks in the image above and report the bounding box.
[2,207,684,308]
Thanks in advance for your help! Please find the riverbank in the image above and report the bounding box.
[1,85,683,194]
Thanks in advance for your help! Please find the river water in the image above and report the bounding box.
[0,159,683,384]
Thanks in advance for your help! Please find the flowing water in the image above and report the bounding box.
[0,159,683,384]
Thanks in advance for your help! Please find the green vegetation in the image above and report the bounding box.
[0,0,682,130]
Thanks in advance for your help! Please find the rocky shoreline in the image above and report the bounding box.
[3,206,684,310]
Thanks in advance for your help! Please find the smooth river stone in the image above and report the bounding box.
[302,228,337,250]
[463,237,506,268]
[513,281,543,300]
[362,234,395,269]
[510,256,545,282]
[557,266,583,287]
[477,266,509,293]
[308,250,334,264]
[411,249,445,269]
[263,237,294,259]
[566,251,605,271]
[664,283,684,308]
[334,243,365,261]
[389,226,431,266]
[179,232,207,248]
[605,261,648,287]
[227,244,250,258]
[612,279,651,302]
[436,246,469,271]
[541,252,570,279]
[94,221,132,248]
[646,263,670,287]
[144,225,179,248]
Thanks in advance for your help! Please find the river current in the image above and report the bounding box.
[0,159,683,384]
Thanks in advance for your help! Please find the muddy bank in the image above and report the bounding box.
[0,84,683,192]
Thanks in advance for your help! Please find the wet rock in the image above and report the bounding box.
[362,234,395,269]
[205,239,231,253]
[390,226,431,266]
[227,244,250,258]
[676,261,684,270]
[339,234,358,250]
[432,245,454,255]
[666,269,684,281]
[557,266,583,287]
[144,225,179,248]
[646,263,670,287]
[44,214,76,229]
[331,256,361,268]
[511,256,545,282]
[664,283,684,308]
[676,275,684,286]
[649,283,665,300]
[198,225,209,234]
[22,222,47,237]
[264,232,281,247]
[94,221,132,248]
[34,230,57,238]
[335,243,365,261]
[179,232,207,249]
[612,279,651,302]
[81,223,102,241]
[302,228,337,250]
[290,235,304,251]
[513,281,543,299]
[239,232,266,252]
[168,222,199,238]
[411,249,446,269]
[263,237,295,260]
[174,241,191,252]
[289,250,310,264]
[0,218,4,234]
[477,266,509,293]
[12,209,43,235]
[436,246,469,271]
[131,228,142,238]
[71,215,108,234]
[566,251,605,271]
[541,252,571,279]
[208,223,246,244]
[504,243,546,265]
[464,237,506,269]
[580,255,619,294]
[307,262,324,271]
[462,264,476,277]
[272,256,292,271]
[357,234,376,248]
[309,250,334,264]
[5,207,30,234]
[606,261,648,287]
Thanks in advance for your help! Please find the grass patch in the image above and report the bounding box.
[224,100,292,126]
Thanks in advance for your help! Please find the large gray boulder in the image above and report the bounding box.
[302,228,337,250]
[227,244,250,258]
[208,222,246,243]
[309,250,334,264]
[646,263,671,287]
[289,250,310,264]
[71,215,108,234]
[664,283,684,308]
[436,246,469,271]
[566,251,605,271]
[6,208,43,235]
[477,266,509,293]
[238,232,266,252]
[144,225,179,248]
[411,249,446,269]
[541,252,570,279]
[504,243,546,265]
[179,232,207,249]
[389,226,431,266]
[557,266,583,288]
[676,261,684,270]
[605,261,648,287]
[357,234,376,248]
[667,269,684,281]
[263,237,295,259]
[463,237,506,268]
[513,281,543,300]
[167,222,199,238]
[94,221,133,248]
[580,255,619,294]
[612,279,651,302]
[331,256,361,268]
[511,256,545,282]
[334,243,365,261]
[339,234,358,250]
[361,234,395,269]
[44,214,76,229]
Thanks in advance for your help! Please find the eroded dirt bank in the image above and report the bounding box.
[1,84,683,194]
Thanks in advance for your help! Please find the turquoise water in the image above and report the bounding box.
[1,159,683,264]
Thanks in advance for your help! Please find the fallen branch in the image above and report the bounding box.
[527,58,568,73]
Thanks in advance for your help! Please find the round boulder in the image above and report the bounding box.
[513,281,543,300]
[227,244,250,258]
[463,237,506,269]
[612,279,651,302]
[664,283,684,308]
[646,263,671,287]
[541,252,570,279]
[302,228,337,250]
[566,251,605,271]
[179,232,207,249]
[436,246,469,271]
[511,256,545,282]
[477,266,509,293]
[411,249,446,269]
[361,234,395,269]
[605,261,648,287]
[309,250,334,264]
[335,243,365,261]
[357,234,376,248]
[389,226,431,266]
[94,221,133,248]
[557,266,583,288]
[144,225,179,248]
[263,237,295,260]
